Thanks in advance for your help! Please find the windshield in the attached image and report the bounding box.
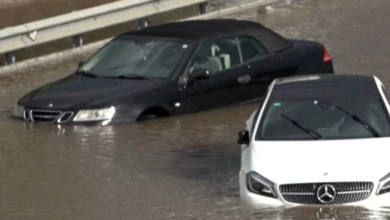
[256,98,390,140]
[79,38,190,78]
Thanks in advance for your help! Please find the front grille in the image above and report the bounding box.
[25,110,74,123]
[280,182,373,193]
[30,110,62,122]
[280,182,373,205]
[58,112,73,123]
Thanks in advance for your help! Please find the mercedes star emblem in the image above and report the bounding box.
[317,184,337,204]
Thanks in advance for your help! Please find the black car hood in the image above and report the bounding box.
[20,74,164,110]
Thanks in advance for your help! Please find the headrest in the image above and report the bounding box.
[196,43,220,57]
[211,43,221,56]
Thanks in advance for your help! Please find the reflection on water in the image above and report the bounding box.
[246,206,390,220]
[0,99,247,219]
[2,0,390,219]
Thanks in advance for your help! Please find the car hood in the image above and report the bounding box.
[248,138,390,184]
[20,74,165,110]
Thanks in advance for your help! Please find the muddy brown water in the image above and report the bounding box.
[1,0,390,219]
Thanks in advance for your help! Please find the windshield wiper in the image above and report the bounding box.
[77,70,99,78]
[280,113,323,140]
[334,105,380,137]
[116,74,150,80]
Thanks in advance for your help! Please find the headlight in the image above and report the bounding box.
[73,107,116,122]
[246,172,277,198]
[378,173,390,195]
[12,104,25,118]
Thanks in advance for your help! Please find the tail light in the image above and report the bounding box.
[323,45,332,63]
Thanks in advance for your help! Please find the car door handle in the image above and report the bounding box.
[237,75,251,84]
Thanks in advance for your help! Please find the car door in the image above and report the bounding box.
[179,37,252,113]
[238,37,297,101]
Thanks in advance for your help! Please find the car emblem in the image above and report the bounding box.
[317,184,337,204]
[48,103,53,108]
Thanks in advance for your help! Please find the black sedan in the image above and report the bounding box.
[13,19,334,125]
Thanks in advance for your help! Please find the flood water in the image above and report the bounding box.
[1,0,390,219]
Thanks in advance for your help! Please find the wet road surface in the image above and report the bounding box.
[1,0,390,219]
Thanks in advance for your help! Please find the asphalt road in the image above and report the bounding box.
[0,0,390,219]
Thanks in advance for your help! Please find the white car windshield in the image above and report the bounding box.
[257,98,390,140]
[79,38,190,79]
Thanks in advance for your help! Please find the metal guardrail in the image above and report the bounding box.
[185,0,284,21]
[0,0,208,65]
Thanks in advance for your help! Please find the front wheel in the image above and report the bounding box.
[137,114,158,122]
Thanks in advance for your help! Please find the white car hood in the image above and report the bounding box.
[249,138,390,184]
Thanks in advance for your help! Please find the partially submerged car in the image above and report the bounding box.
[13,19,334,125]
[238,75,390,207]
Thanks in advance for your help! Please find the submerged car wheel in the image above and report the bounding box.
[138,114,158,121]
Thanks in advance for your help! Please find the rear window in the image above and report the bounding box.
[239,37,269,62]
[256,98,390,140]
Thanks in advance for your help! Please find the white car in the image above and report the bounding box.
[238,75,390,207]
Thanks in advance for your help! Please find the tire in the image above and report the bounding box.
[138,114,158,121]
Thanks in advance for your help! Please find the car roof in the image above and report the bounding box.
[119,19,293,53]
[271,75,381,100]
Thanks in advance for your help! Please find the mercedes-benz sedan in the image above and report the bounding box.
[238,75,390,207]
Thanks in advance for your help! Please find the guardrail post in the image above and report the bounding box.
[199,2,208,14]
[138,18,149,29]
[5,52,16,65]
[73,35,83,47]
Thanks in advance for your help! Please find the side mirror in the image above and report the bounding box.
[78,61,86,68]
[237,130,250,145]
[189,68,211,80]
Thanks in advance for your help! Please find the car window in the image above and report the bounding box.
[239,37,269,63]
[256,98,390,140]
[80,38,190,78]
[189,37,241,75]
